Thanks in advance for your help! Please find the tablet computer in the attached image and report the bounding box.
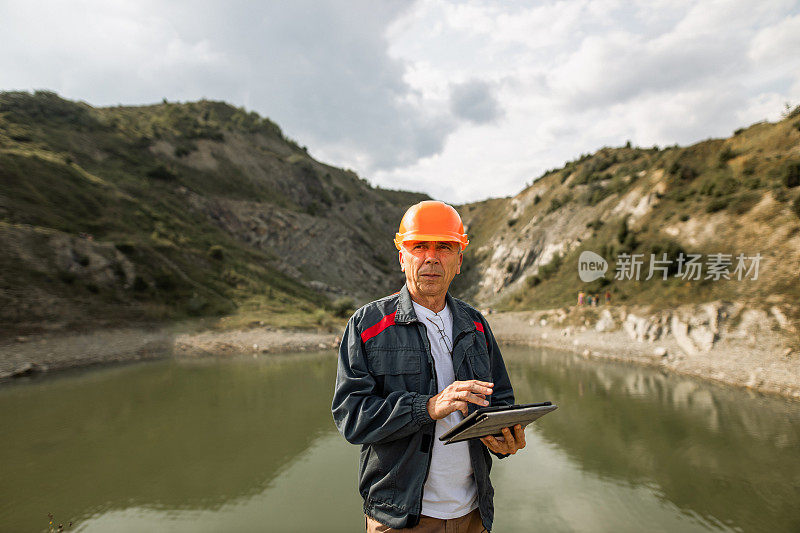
[438,402,557,445]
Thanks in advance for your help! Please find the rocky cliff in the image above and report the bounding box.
[453,111,800,336]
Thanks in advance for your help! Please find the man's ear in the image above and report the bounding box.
[399,250,404,272]
[457,251,463,274]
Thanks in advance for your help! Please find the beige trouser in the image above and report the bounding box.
[365,508,487,533]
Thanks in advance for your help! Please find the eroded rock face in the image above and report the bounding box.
[735,309,771,340]
[610,302,735,356]
[51,233,136,290]
[670,315,699,356]
[181,191,404,301]
[573,300,790,358]
[595,309,615,332]
[2,224,136,291]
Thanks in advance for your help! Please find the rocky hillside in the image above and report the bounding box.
[3,91,799,345]
[453,109,800,333]
[0,91,426,338]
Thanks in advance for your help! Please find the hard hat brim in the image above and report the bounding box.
[394,232,469,250]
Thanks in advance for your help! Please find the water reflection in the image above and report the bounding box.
[501,345,800,533]
[0,353,343,531]
[1,347,798,532]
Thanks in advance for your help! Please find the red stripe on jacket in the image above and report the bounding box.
[474,320,489,348]
[361,311,397,343]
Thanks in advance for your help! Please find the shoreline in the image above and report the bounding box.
[1,310,797,400]
[0,323,340,380]
[488,310,800,400]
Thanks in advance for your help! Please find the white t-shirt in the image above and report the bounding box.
[412,301,478,519]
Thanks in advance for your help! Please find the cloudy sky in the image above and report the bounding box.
[2,0,799,203]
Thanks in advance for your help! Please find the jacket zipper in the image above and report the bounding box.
[416,321,436,525]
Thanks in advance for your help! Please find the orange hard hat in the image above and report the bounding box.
[394,200,469,251]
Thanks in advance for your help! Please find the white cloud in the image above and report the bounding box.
[379,0,800,203]
[1,0,799,204]
[749,13,800,65]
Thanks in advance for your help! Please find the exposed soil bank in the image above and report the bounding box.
[488,309,800,399]
[0,324,340,381]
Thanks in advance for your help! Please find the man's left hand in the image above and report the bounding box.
[480,424,526,455]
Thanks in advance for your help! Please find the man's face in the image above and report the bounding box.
[399,240,463,301]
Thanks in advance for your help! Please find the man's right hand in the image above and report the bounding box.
[427,380,493,420]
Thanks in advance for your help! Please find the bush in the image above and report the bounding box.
[546,193,572,214]
[207,245,224,260]
[648,240,686,276]
[792,194,800,219]
[783,162,800,188]
[132,276,149,292]
[526,275,541,287]
[115,242,136,255]
[698,174,738,197]
[332,297,355,318]
[706,197,730,212]
[154,270,178,290]
[582,184,611,206]
[174,141,197,157]
[718,146,738,165]
[730,192,760,215]
[537,253,562,279]
[586,218,604,230]
[146,164,178,181]
[616,217,629,244]
[774,187,789,203]
[669,162,697,181]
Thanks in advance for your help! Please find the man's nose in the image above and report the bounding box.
[423,249,440,263]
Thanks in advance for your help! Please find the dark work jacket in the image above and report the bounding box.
[331,284,515,531]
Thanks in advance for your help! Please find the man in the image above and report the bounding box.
[331,200,526,532]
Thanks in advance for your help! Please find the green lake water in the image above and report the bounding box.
[1,346,798,532]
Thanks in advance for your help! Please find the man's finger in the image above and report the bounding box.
[502,427,517,453]
[455,381,493,395]
[514,424,527,449]
[481,435,501,453]
[457,391,490,406]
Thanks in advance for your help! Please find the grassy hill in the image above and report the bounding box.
[453,107,800,326]
[0,91,427,338]
[3,90,798,339]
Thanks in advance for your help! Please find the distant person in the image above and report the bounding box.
[331,200,524,532]
[604,290,611,305]
[578,291,585,306]
[592,294,599,307]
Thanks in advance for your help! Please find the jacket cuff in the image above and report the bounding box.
[412,393,435,427]
[490,450,511,460]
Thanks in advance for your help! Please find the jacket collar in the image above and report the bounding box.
[396,284,476,338]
